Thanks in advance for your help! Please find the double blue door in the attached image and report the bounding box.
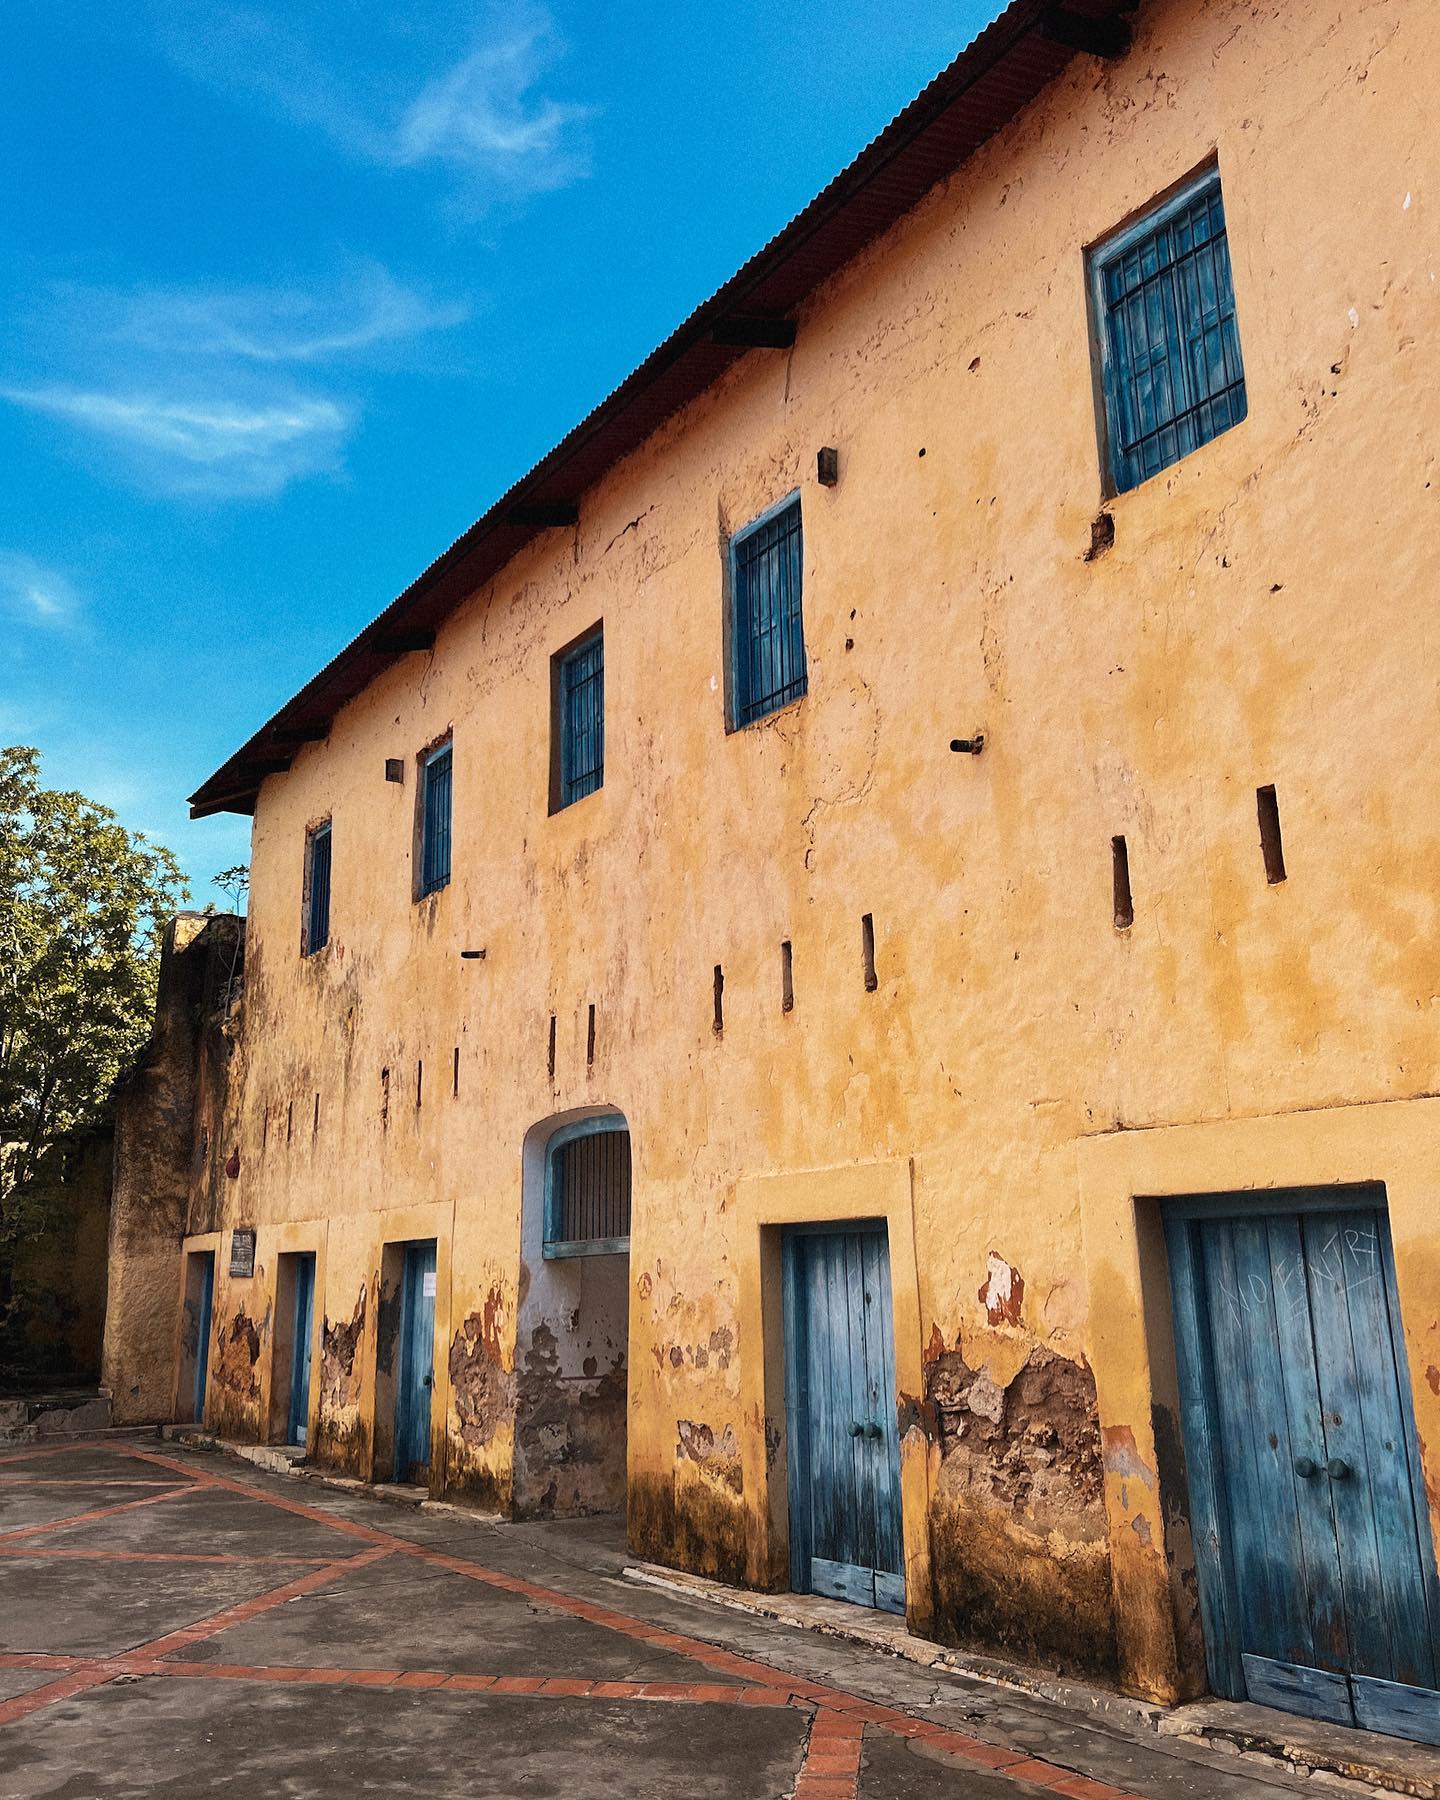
[394,1242,437,1484]
[784,1225,904,1614]
[1169,1191,1440,1745]
[286,1255,316,1447]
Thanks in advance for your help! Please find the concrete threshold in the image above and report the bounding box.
[623,1562,1439,1800]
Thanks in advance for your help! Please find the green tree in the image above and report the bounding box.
[0,746,189,1326]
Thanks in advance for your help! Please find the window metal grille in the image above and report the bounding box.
[559,629,604,807]
[419,743,452,896]
[544,1122,631,1258]
[731,496,806,727]
[305,824,331,954]
[1094,172,1247,494]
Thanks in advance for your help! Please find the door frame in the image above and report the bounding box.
[734,1158,935,1637]
[1163,1184,1440,1710]
[1076,1098,1440,1707]
[174,1237,221,1425]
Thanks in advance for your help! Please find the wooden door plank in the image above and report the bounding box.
[1304,1210,1406,1683]
[841,1233,876,1576]
[1165,1216,1246,1700]
[863,1232,904,1582]
[1378,1223,1440,1678]
[1351,1672,1440,1745]
[1310,1210,1436,1689]
[1241,1653,1353,1726]
[1261,1214,1350,1673]
[1204,1220,1313,1667]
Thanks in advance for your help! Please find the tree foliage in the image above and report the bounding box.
[0,745,190,1231]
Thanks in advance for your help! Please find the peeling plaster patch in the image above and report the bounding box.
[1426,1365,1440,1397]
[675,1418,742,1494]
[978,1251,1024,1327]
[1130,1512,1153,1546]
[449,1298,515,1451]
[1102,1424,1156,1489]
[320,1287,366,1411]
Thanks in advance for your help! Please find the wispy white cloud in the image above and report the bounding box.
[0,552,82,632]
[4,264,465,498]
[394,26,593,192]
[95,266,469,366]
[3,385,350,497]
[150,3,592,204]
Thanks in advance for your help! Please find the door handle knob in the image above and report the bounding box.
[422,1375,433,1389]
[848,1420,863,1437]
[1326,1457,1351,1481]
[865,1421,883,1439]
[1293,1456,1319,1479]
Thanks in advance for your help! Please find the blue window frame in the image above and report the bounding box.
[304,822,331,953]
[543,1116,631,1258]
[1091,169,1247,495]
[555,626,604,809]
[729,494,806,729]
[418,741,452,897]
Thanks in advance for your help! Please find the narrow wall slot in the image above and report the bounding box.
[261,1111,269,1150]
[313,1092,320,1137]
[586,1003,596,1067]
[380,1069,390,1130]
[713,964,725,1035]
[1257,785,1287,884]
[286,1102,293,1144]
[547,1014,557,1082]
[861,914,878,992]
[452,1046,460,1097]
[415,1059,424,1109]
[1112,836,1134,930]
[781,940,794,1014]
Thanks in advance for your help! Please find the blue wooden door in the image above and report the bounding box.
[286,1254,315,1447]
[394,1242,437,1483]
[1169,1193,1440,1745]
[193,1253,214,1424]
[784,1225,904,1615]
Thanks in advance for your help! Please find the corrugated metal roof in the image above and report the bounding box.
[190,0,1133,818]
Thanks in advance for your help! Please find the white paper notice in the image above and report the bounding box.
[422,1271,437,1297]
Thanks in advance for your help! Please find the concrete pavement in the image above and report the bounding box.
[0,1437,1383,1799]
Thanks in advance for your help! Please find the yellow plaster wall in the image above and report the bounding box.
[187,0,1439,1698]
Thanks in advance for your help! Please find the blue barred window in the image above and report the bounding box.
[304,822,331,955]
[557,627,604,808]
[1092,170,1247,494]
[730,495,806,728]
[418,742,452,897]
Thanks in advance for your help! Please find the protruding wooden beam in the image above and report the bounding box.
[710,317,797,349]
[507,500,580,529]
[1037,7,1132,59]
[273,723,329,744]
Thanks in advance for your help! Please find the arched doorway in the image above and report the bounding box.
[513,1109,632,1518]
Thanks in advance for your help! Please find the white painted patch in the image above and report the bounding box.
[709,674,718,691]
[1348,306,1360,329]
[1404,191,1412,210]
[422,1271,437,1297]
[980,1251,1013,1314]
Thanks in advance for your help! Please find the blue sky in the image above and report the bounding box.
[2,1,998,904]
